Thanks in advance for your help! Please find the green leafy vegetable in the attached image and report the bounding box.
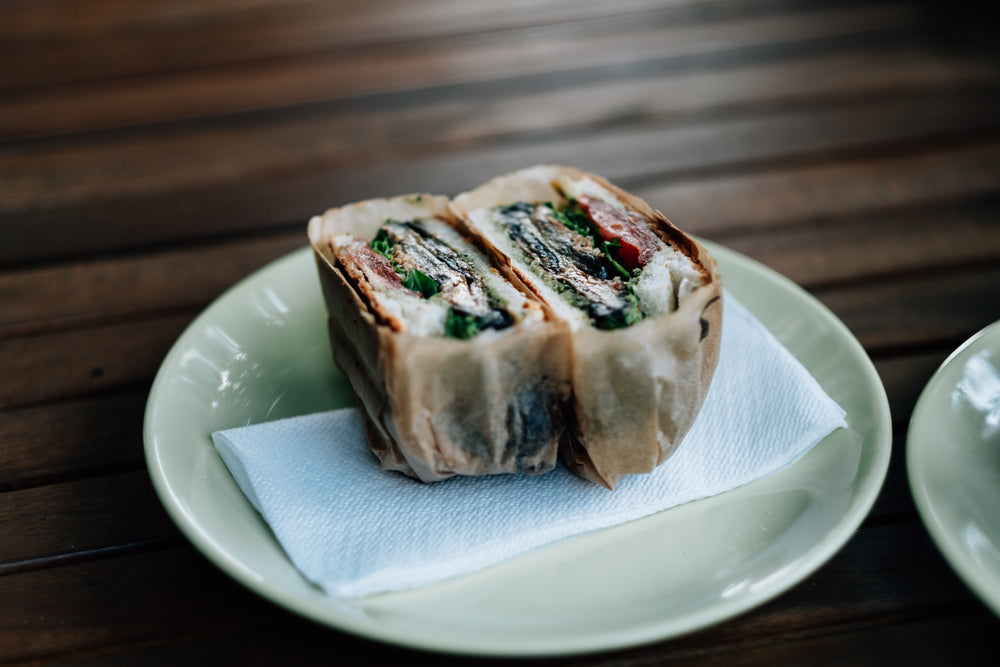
[444,309,483,339]
[549,201,631,281]
[599,237,632,281]
[548,201,646,329]
[548,201,592,237]
[370,224,440,299]
[370,234,394,262]
[401,268,439,299]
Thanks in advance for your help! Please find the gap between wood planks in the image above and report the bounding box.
[4,82,999,266]
[0,0,774,94]
[0,520,986,664]
[0,1,933,144]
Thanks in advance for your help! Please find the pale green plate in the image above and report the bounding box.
[143,241,891,656]
[908,319,1000,617]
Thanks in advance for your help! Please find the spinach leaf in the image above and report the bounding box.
[548,201,592,237]
[371,224,440,299]
[402,268,439,299]
[370,235,394,261]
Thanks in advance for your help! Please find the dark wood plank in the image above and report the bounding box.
[866,431,918,523]
[0,314,191,409]
[6,87,1000,265]
[0,234,305,336]
[876,350,954,423]
[0,392,147,491]
[0,0,679,92]
[815,267,1000,353]
[0,547,287,664]
[717,199,1000,290]
[0,519,982,663]
[647,141,1000,239]
[0,470,178,572]
[6,46,996,224]
[0,0,308,41]
[0,0,671,41]
[45,609,998,666]
[0,2,926,140]
[31,618,444,667]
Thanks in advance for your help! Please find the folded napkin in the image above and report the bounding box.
[212,293,846,598]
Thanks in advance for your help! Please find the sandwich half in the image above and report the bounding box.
[451,165,723,489]
[309,194,570,482]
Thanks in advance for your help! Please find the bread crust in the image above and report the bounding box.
[450,165,723,488]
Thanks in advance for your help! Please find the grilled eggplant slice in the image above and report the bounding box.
[309,194,570,482]
[451,165,723,489]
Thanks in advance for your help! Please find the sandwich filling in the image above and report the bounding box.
[474,177,705,331]
[333,217,540,339]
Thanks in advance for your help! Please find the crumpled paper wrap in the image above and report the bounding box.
[450,165,722,488]
[308,166,721,489]
[308,195,571,482]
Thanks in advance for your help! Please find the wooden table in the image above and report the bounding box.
[3,1,999,664]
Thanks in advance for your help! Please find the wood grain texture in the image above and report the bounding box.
[2,0,999,663]
[0,392,147,490]
[0,0,682,90]
[0,2,924,140]
[39,609,997,666]
[815,267,1000,353]
[6,88,1000,266]
[0,314,191,408]
[0,520,985,663]
[10,46,995,216]
[0,547,285,663]
[0,234,305,335]
[649,142,1000,237]
[0,470,178,572]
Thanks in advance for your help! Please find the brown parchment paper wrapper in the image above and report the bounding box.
[450,165,723,489]
[308,195,571,482]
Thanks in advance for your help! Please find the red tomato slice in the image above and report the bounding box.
[577,195,659,272]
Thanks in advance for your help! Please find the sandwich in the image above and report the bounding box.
[308,194,571,483]
[450,165,722,488]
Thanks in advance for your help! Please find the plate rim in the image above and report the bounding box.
[906,318,1000,617]
[143,240,892,656]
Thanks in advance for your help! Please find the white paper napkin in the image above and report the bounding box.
[212,293,846,598]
